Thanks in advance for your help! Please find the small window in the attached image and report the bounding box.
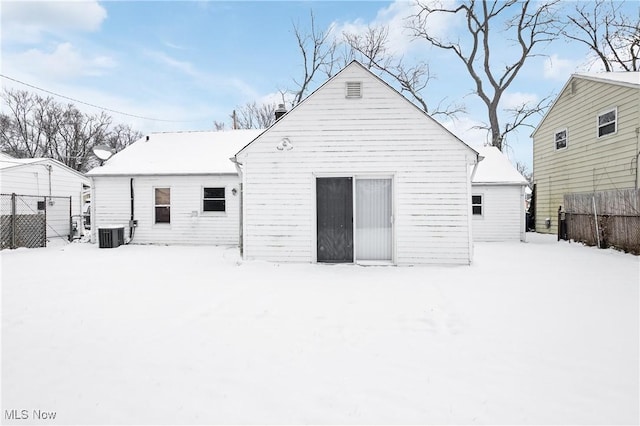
[555,129,567,150]
[597,107,617,137]
[155,188,170,223]
[203,187,225,212]
[345,81,362,98]
[472,195,483,216]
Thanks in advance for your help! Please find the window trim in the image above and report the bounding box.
[597,107,617,139]
[202,186,226,214]
[554,128,568,151]
[472,194,483,217]
[154,187,171,224]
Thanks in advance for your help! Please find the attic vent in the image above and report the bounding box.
[345,81,362,98]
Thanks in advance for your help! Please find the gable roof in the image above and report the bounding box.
[0,155,89,182]
[236,60,478,159]
[531,71,640,137]
[472,146,528,185]
[573,71,640,88]
[86,129,262,177]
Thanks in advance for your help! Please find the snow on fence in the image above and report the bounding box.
[561,189,640,255]
[1,193,72,249]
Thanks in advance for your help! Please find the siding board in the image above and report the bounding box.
[238,62,476,265]
[91,175,241,245]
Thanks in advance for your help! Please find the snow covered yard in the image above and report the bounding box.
[1,234,638,425]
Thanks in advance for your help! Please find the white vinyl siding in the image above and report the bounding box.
[532,76,639,234]
[91,175,240,245]
[238,63,476,265]
[472,184,525,242]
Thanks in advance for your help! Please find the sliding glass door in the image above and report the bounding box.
[355,178,392,262]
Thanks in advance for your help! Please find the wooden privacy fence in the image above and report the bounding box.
[559,189,640,255]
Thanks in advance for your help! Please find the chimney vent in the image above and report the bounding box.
[275,104,287,120]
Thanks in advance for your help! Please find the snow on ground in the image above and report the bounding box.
[1,233,638,425]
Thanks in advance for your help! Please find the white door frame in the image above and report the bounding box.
[311,172,395,265]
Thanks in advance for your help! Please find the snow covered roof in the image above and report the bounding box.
[573,71,640,88]
[0,155,88,181]
[87,129,262,176]
[472,146,528,185]
[0,155,47,170]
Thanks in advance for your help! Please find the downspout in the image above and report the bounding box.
[127,178,135,243]
[230,156,244,256]
[47,164,52,198]
[468,153,484,264]
[520,185,526,242]
[635,127,640,190]
[90,177,96,243]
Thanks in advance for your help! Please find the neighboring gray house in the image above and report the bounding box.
[471,146,528,242]
[235,61,480,265]
[86,130,260,246]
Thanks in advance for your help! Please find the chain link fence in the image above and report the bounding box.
[1,193,72,250]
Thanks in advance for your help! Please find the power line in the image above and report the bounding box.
[0,74,199,123]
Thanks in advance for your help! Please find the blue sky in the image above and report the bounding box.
[1,1,636,171]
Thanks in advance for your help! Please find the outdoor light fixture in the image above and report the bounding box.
[276,137,293,151]
[93,145,114,165]
[232,188,238,196]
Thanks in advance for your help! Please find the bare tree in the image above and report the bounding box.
[214,101,277,130]
[515,160,533,185]
[234,102,277,129]
[344,25,465,118]
[290,10,338,106]
[0,89,52,158]
[0,88,140,172]
[560,0,639,71]
[409,0,560,151]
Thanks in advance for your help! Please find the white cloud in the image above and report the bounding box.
[144,50,258,101]
[441,116,491,149]
[502,92,539,110]
[2,0,107,43]
[331,0,461,56]
[8,43,116,79]
[543,54,582,81]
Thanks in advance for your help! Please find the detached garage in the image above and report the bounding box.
[471,146,528,242]
[235,61,480,265]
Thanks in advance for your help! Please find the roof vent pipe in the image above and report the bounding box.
[275,104,287,120]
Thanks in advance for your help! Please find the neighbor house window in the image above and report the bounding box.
[472,195,483,216]
[555,129,567,150]
[203,187,225,212]
[155,188,170,223]
[597,107,617,137]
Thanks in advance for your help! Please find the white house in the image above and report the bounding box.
[0,153,90,241]
[471,146,528,242]
[86,130,261,246]
[235,61,480,265]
